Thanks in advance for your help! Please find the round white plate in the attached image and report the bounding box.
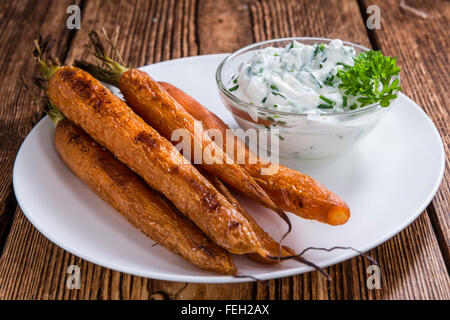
[13,54,445,283]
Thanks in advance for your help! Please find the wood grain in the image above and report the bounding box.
[0,0,79,249]
[0,0,448,300]
[246,0,449,299]
[360,0,450,265]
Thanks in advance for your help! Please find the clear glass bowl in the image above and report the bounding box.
[216,37,399,160]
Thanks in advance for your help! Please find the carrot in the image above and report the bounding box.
[119,70,285,215]
[199,171,330,277]
[76,31,293,235]
[76,31,349,226]
[32,36,331,277]
[47,66,270,255]
[55,119,236,274]
[31,36,266,255]
[198,168,295,263]
[159,82,350,226]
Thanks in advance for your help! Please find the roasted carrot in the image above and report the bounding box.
[200,170,328,277]
[47,66,269,255]
[199,169,295,264]
[159,82,350,226]
[32,36,329,276]
[55,119,236,274]
[76,31,349,226]
[75,32,295,228]
[119,70,285,214]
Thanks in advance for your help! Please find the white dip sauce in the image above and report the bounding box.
[232,39,358,113]
[226,40,390,159]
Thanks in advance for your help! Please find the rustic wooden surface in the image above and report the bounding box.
[0,0,448,300]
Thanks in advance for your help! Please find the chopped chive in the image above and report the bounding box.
[337,62,351,68]
[350,103,357,110]
[270,84,278,91]
[323,74,334,86]
[272,91,286,99]
[314,44,325,56]
[262,97,267,103]
[274,53,279,56]
[229,85,239,92]
[266,116,274,121]
[273,104,278,108]
[313,45,319,57]
[289,42,294,49]
[318,104,333,109]
[278,134,284,140]
[319,95,334,105]
[343,96,347,107]
[233,78,238,84]
[277,120,287,124]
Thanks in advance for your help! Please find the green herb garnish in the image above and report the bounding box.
[262,97,267,103]
[319,95,335,105]
[337,50,401,108]
[229,84,239,92]
[270,84,278,91]
[318,104,333,109]
[323,74,335,86]
[343,96,347,107]
[337,62,351,68]
[272,91,286,99]
[233,78,238,84]
[313,44,325,57]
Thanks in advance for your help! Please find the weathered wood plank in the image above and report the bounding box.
[360,0,450,264]
[0,0,448,300]
[0,0,79,250]
[63,0,255,300]
[196,0,254,54]
[1,209,449,299]
[247,0,449,300]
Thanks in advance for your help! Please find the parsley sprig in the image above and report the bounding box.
[337,50,401,108]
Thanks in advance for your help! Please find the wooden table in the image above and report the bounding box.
[0,0,448,300]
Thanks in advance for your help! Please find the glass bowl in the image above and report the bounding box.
[215,37,399,160]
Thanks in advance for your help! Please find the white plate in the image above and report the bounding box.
[13,54,445,283]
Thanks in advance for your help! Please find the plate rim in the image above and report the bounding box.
[12,54,446,283]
